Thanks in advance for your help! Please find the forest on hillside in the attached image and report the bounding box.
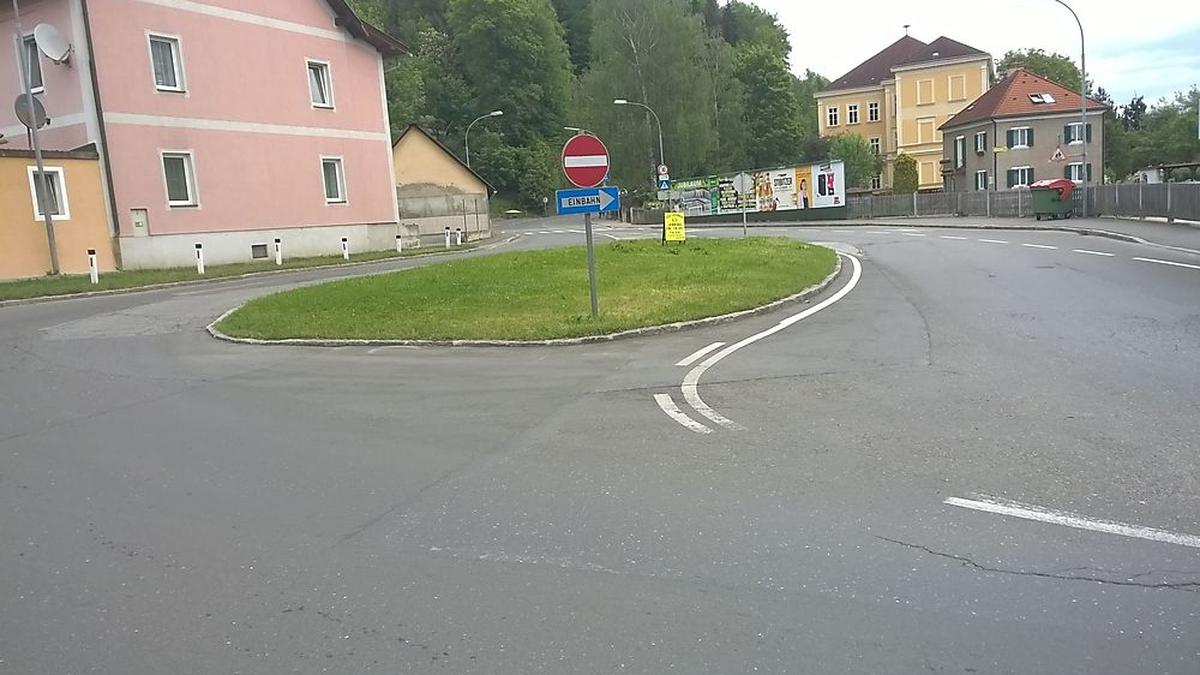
[350,0,837,208]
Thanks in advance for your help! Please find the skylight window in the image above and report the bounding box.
[1028,93,1056,104]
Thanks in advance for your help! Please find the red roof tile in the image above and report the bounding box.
[942,68,1107,129]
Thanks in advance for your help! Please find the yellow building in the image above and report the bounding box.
[0,147,115,281]
[816,35,993,192]
[392,124,494,241]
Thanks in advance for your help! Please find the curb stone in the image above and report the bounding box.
[0,237,515,309]
[206,253,847,349]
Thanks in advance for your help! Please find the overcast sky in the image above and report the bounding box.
[753,0,1200,105]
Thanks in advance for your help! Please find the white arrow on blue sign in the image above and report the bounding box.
[556,186,620,215]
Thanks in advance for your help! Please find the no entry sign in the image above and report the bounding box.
[561,134,609,188]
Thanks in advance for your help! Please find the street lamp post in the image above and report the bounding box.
[464,110,503,168]
[1052,0,1088,218]
[613,99,665,189]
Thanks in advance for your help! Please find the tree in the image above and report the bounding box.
[996,49,1081,91]
[1121,95,1147,131]
[829,134,883,190]
[734,43,804,168]
[551,0,594,72]
[893,153,918,194]
[792,69,829,139]
[719,1,789,56]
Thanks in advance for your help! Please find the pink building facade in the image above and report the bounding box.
[1,0,403,268]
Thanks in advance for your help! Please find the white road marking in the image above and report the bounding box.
[1073,248,1114,257]
[568,229,584,234]
[675,342,726,367]
[940,235,968,240]
[653,393,713,434]
[601,233,621,241]
[1132,256,1200,271]
[1022,243,1057,250]
[945,496,1200,549]
[367,345,421,354]
[552,230,567,234]
[978,238,1009,244]
[867,231,889,235]
[901,232,927,237]
[681,254,863,431]
[539,231,553,234]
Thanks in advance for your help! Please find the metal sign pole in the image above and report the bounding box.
[13,0,59,275]
[584,212,598,318]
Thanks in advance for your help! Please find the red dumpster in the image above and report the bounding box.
[1029,178,1075,220]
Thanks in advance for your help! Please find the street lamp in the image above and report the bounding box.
[563,126,591,135]
[614,98,665,188]
[1051,0,1088,217]
[465,110,502,168]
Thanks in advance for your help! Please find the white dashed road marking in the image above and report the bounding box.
[1132,257,1200,271]
[946,495,1200,549]
[901,232,926,237]
[653,394,712,434]
[978,238,1009,244]
[1073,249,1114,257]
[1022,243,1057,250]
[940,235,968,240]
[675,342,726,367]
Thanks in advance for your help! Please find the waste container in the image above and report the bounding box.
[1030,178,1075,220]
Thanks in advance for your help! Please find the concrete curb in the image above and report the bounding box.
[206,254,845,349]
[0,237,515,310]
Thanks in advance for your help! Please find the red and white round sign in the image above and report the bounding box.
[561,134,609,188]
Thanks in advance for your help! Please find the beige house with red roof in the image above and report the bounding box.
[940,69,1106,193]
[816,34,992,192]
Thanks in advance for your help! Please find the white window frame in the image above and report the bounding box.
[975,169,987,191]
[321,156,347,204]
[160,150,198,207]
[1066,162,1087,182]
[867,101,880,122]
[954,135,966,168]
[1010,126,1031,149]
[826,106,839,127]
[26,165,69,220]
[147,32,186,93]
[1066,122,1085,145]
[20,33,44,94]
[870,174,882,190]
[1010,165,1033,189]
[869,137,880,155]
[847,104,859,125]
[307,59,334,109]
[974,130,987,153]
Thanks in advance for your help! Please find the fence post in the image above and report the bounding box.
[1018,189,1023,218]
[912,191,918,217]
[986,189,991,218]
[956,192,962,216]
[1115,184,1120,214]
[1138,181,1144,219]
[1166,181,1174,223]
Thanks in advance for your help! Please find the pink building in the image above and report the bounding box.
[1,0,404,268]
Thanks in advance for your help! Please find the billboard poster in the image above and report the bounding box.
[672,160,844,215]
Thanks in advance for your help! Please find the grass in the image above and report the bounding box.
[0,243,477,302]
[217,237,838,341]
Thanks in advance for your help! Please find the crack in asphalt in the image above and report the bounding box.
[877,536,1200,592]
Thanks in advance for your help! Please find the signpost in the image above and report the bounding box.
[560,134,614,318]
[664,211,686,243]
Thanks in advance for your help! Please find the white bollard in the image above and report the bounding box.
[87,248,99,285]
[444,227,451,249]
[274,238,282,266]
[195,243,205,275]
[455,228,463,246]
[395,233,403,254]
[341,237,350,260]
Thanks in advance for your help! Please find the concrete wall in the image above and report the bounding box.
[0,149,116,279]
[118,220,418,269]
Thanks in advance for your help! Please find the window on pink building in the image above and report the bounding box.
[149,35,185,92]
[308,61,333,108]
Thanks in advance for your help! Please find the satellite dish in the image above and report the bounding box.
[33,24,72,64]
[14,94,48,130]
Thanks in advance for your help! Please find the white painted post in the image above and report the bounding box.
[87,248,99,285]
[912,191,918,217]
[274,238,282,266]
[455,228,463,246]
[395,233,403,254]
[195,243,205,275]
[341,237,349,260]
[444,227,451,249]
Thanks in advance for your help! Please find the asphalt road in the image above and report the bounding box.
[2,218,1198,674]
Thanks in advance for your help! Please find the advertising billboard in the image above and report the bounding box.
[672,160,844,217]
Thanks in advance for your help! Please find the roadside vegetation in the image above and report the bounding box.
[0,244,476,302]
[216,237,838,341]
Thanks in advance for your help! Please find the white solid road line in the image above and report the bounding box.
[654,393,713,434]
[680,254,863,431]
[1022,243,1058,250]
[1073,249,1114,257]
[978,238,1009,244]
[940,235,968,240]
[1132,256,1200,270]
[675,341,726,367]
[945,496,1200,549]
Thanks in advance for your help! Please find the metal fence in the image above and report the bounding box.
[847,183,1200,222]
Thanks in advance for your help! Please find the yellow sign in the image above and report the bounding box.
[664,211,686,242]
